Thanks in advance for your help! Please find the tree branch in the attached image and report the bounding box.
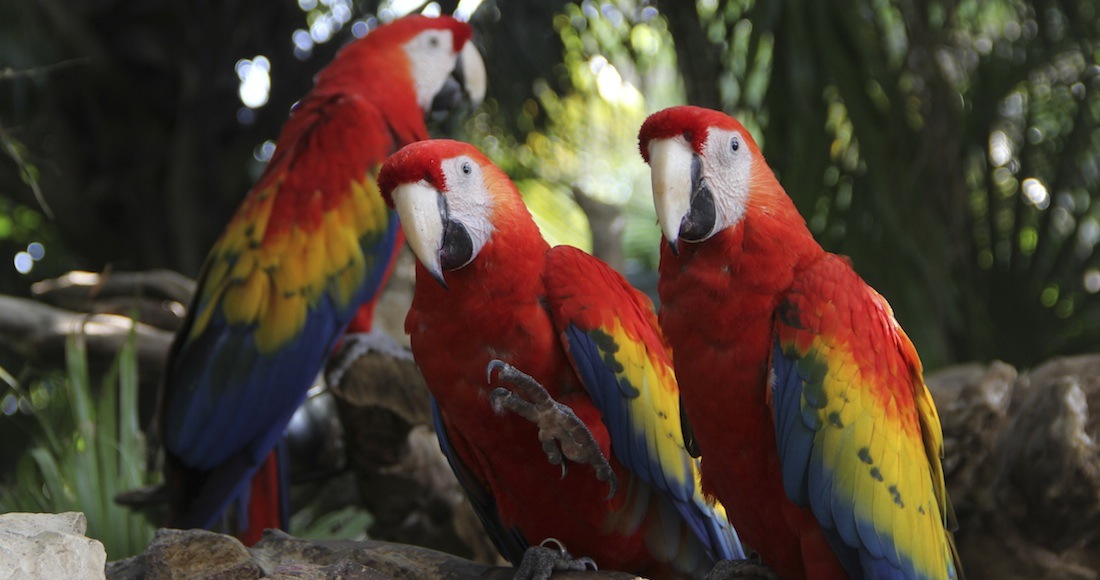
[0,295,173,381]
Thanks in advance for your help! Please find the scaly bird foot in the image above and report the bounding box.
[486,359,618,499]
[514,538,598,580]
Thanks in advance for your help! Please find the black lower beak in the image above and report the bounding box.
[429,55,474,123]
[679,155,716,242]
[440,218,473,272]
[437,195,474,274]
[430,76,464,118]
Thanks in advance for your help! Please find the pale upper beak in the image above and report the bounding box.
[458,41,487,108]
[391,181,448,289]
[647,137,695,252]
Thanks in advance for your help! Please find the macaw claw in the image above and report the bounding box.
[514,537,598,580]
[487,359,618,499]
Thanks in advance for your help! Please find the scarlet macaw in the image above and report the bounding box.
[158,15,486,544]
[638,105,962,579]
[376,139,744,577]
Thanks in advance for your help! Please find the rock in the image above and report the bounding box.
[252,530,513,578]
[107,528,641,579]
[0,512,107,580]
[925,360,1016,503]
[107,528,263,579]
[926,355,1100,579]
[992,355,1100,572]
[325,334,501,565]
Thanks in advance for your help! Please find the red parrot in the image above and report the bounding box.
[637,106,962,579]
[376,139,745,577]
[158,15,485,545]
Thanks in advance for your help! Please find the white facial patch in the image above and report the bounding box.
[700,127,754,234]
[403,29,460,111]
[441,155,495,266]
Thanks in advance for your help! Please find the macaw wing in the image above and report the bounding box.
[771,258,958,579]
[431,399,528,564]
[161,92,403,523]
[543,245,743,562]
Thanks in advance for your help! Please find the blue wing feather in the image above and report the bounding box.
[563,322,745,563]
[167,210,399,460]
[545,246,745,563]
[772,339,813,505]
[771,336,866,577]
[162,207,400,530]
[770,258,958,580]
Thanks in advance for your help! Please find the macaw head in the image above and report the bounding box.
[638,105,782,253]
[318,14,486,119]
[379,139,527,289]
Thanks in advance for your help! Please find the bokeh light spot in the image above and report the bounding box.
[237,107,256,126]
[1040,284,1059,307]
[236,56,272,109]
[14,251,33,274]
[351,20,372,38]
[253,140,277,163]
[1022,178,1049,209]
[293,29,314,59]
[989,130,1012,166]
[1084,269,1100,294]
[310,17,334,43]
[1,394,17,416]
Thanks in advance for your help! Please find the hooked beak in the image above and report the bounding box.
[430,42,487,120]
[391,181,449,289]
[647,137,696,255]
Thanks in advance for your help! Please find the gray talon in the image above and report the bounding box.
[487,360,619,499]
[486,358,507,383]
[514,539,598,580]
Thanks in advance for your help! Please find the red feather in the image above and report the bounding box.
[240,451,282,546]
[392,142,739,576]
[644,106,960,579]
[159,14,474,545]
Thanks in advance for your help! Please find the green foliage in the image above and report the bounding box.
[0,332,155,560]
[684,0,1100,367]
[0,126,68,297]
[290,503,373,541]
[465,1,684,274]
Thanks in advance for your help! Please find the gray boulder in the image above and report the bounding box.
[0,512,107,580]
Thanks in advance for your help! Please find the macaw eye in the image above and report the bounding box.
[731,137,740,153]
[461,162,472,175]
[429,36,440,48]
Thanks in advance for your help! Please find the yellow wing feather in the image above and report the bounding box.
[188,172,386,354]
[776,258,958,578]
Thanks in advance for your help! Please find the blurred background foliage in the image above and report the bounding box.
[0,333,155,559]
[4,0,1098,372]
